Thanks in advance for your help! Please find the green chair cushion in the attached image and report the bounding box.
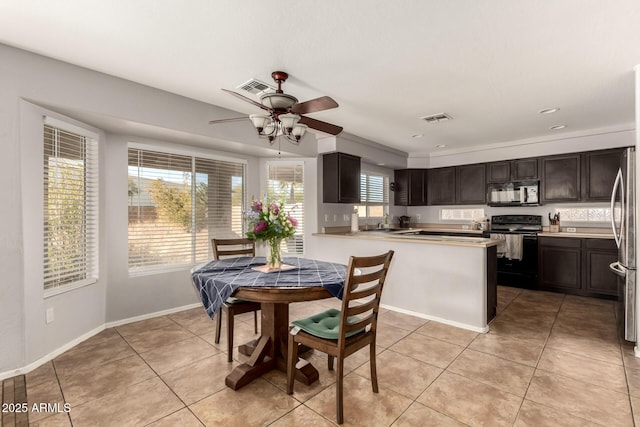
[291,308,364,339]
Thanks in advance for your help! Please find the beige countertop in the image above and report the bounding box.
[314,229,499,248]
[538,232,614,239]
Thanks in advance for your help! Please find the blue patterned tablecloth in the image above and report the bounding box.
[191,257,347,319]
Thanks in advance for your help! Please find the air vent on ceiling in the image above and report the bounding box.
[236,78,276,95]
[421,113,452,123]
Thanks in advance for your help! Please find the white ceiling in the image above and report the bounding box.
[1,1,639,155]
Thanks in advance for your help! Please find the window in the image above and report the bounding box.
[554,206,616,223]
[356,172,389,218]
[43,119,99,293]
[440,208,486,221]
[266,162,304,255]
[128,147,245,272]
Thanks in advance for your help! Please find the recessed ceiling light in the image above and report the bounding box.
[436,144,447,148]
[377,163,385,166]
[539,107,560,114]
[549,124,567,130]
[411,134,424,138]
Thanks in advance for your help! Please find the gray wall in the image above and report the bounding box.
[0,43,267,374]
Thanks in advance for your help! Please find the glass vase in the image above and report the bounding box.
[266,237,283,269]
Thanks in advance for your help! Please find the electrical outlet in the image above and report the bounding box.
[46,308,54,324]
[333,214,337,222]
[324,214,329,222]
[566,227,577,233]
[343,214,349,221]
[462,225,470,230]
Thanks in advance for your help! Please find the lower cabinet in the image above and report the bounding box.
[538,237,617,298]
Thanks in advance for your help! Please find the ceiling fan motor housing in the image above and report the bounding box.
[260,92,298,110]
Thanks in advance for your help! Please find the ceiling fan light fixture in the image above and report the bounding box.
[291,124,308,139]
[263,121,277,136]
[249,114,271,133]
[279,113,301,131]
[260,92,298,110]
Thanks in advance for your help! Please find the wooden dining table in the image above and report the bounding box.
[191,256,347,390]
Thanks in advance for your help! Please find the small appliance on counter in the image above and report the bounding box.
[399,216,411,228]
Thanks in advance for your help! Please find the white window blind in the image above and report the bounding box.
[356,172,389,218]
[267,163,304,255]
[128,147,245,272]
[43,123,99,292]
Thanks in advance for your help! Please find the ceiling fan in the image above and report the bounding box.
[209,71,343,145]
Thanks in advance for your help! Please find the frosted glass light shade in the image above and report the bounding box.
[249,115,271,131]
[279,113,301,130]
[292,124,308,138]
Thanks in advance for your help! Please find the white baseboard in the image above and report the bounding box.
[0,302,203,381]
[380,303,490,334]
[0,324,105,381]
[105,302,202,328]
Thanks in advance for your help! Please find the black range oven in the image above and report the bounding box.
[482,215,542,289]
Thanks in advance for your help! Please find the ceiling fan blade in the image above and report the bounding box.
[291,96,339,115]
[298,116,343,135]
[221,88,269,110]
[208,117,249,124]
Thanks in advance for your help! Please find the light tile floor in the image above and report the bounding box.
[8,286,640,426]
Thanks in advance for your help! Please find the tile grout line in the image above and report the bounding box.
[509,292,566,426]
[118,324,205,426]
[50,360,73,426]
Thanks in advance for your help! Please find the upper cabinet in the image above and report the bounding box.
[393,147,625,207]
[582,148,623,201]
[540,153,581,203]
[487,158,538,183]
[456,164,486,204]
[394,169,427,206]
[395,163,486,206]
[427,167,456,205]
[540,148,622,203]
[322,152,361,203]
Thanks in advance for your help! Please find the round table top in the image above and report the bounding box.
[191,256,347,316]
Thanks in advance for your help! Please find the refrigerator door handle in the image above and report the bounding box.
[610,168,623,248]
[610,261,626,277]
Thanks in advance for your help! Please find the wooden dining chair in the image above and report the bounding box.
[211,238,261,362]
[286,250,394,424]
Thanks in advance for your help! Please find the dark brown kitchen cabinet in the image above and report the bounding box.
[394,169,427,206]
[322,152,361,203]
[582,148,623,202]
[584,239,618,296]
[541,154,581,203]
[427,167,456,205]
[456,164,486,204]
[487,158,538,183]
[538,237,617,298]
[538,237,582,293]
[512,158,539,181]
[486,161,510,183]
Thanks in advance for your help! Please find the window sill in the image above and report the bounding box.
[44,278,97,299]
[128,263,197,278]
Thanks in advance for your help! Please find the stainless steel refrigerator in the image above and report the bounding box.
[610,147,636,342]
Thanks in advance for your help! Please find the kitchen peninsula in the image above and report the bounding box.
[305,229,499,332]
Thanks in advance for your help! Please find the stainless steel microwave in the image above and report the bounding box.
[487,181,540,207]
